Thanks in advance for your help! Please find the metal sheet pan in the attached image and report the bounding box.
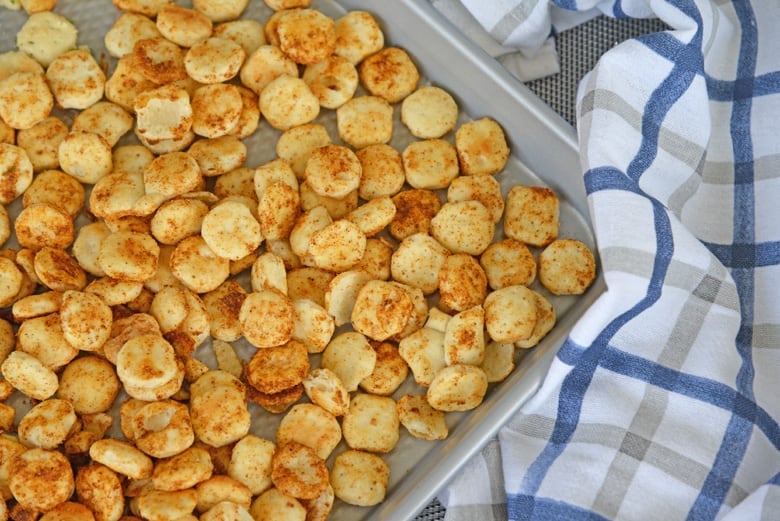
[0,1,605,520]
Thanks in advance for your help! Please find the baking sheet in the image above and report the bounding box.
[0,1,604,520]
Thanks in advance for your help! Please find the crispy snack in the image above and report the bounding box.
[336,95,393,149]
[345,195,395,237]
[239,289,294,348]
[194,0,249,22]
[0,143,34,203]
[334,10,384,65]
[16,11,77,67]
[150,197,209,245]
[9,448,75,511]
[538,238,597,295]
[438,252,488,312]
[0,72,53,130]
[249,488,307,521]
[257,181,300,241]
[271,441,329,500]
[276,403,341,460]
[214,19,266,56]
[98,231,160,282]
[135,489,199,521]
[259,75,320,131]
[426,364,488,412]
[134,84,193,143]
[116,333,179,390]
[202,199,263,260]
[240,45,298,95]
[75,464,125,521]
[203,281,247,343]
[504,184,560,247]
[18,398,78,449]
[89,439,154,480]
[17,312,78,370]
[480,238,537,290]
[389,188,441,241]
[515,289,557,349]
[286,266,333,307]
[190,370,251,447]
[72,101,134,148]
[104,54,156,112]
[303,55,358,109]
[430,200,495,256]
[104,12,162,58]
[59,290,113,352]
[356,143,405,200]
[403,138,459,190]
[156,4,213,48]
[152,446,214,491]
[330,449,389,507]
[397,394,448,441]
[391,233,449,295]
[196,474,253,512]
[46,49,106,109]
[302,367,350,417]
[185,37,245,84]
[341,393,399,453]
[321,331,376,392]
[133,37,188,85]
[228,435,276,495]
[190,135,248,176]
[245,339,309,394]
[291,298,334,354]
[484,284,538,344]
[443,305,486,366]
[0,352,57,400]
[398,327,446,387]
[351,279,413,342]
[481,341,515,383]
[170,235,230,293]
[15,203,74,250]
[359,47,418,103]
[455,116,510,175]
[16,117,68,172]
[304,144,362,199]
[307,219,366,272]
[401,85,459,139]
[248,382,304,415]
[276,8,336,65]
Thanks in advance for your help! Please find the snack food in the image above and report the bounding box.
[0,2,598,519]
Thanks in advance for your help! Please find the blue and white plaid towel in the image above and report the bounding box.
[439,1,780,520]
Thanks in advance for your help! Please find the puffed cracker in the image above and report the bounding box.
[133,36,188,85]
[401,85,459,139]
[359,341,408,396]
[245,339,308,396]
[9,448,75,511]
[59,290,113,352]
[152,446,214,492]
[112,0,173,17]
[275,123,331,179]
[58,356,120,415]
[134,84,193,143]
[98,230,160,282]
[16,11,77,67]
[74,464,125,521]
[212,339,244,378]
[104,54,156,112]
[336,95,393,149]
[259,75,320,131]
[390,232,449,295]
[203,280,247,343]
[427,364,488,412]
[330,449,389,507]
[249,488,307,521]
[298,181,358,219]
[34,247,87,292]
[359,46,419,103]
[258,181,300,241]
[321,331,376,392]
[46,49,106,110]
[398,327,446,387]
[276,403,341,460]
[14,203,74,250]
[345,195,396,237]
[323,268,372,327]
[59,130,114,184]
[214,166,257,200]
[228,85,261,139]
[388,188,441,241]
[89,439,154,481]
[72,101,135,148]
[190,135,248,177]
[286,266,333,307]
[291,298,334,354]
[116,333,179,391]
[484,284,538,344]
[213,19,265,56]
[403,139,458,191]
[189,371,251,447]
[135,489,199,521]
[302,367,350,417]
[0,118,13,145]
[170,235,230,293]
[1,350,58,400]
[515,289,557,349]
[85,277,144,307]
[538,238,597,295]
[438,252,488,312]
[443,305,486,366]
[250,251,287,294]
[455,116,510,175]
[503,184,560,247]
[0,49,43,81]
[150,197,208,245]
[350,279,412,341]
[0,72,53,130]
[447,173,505,224]
[479,238,537,291]
[341,393,399,454]
[397,394,448,441]
[156,4,213,48]
[271,441,329,500]
[356,237,392,280]
[136,127,197,155]
[480,341,516,383]
[239,45,298,95]
[201,199,262,261]
[227,434,275,496]
[390,280,428,340]
[105,12,162,58]
[239,289,294,348]
[0,143,34,203]
[334,10,384,65]
[195,474,253,513]
[16,117,68,172]
[149,286,190,334]
[307,219,366,272]
[193,0,248,22]
[11,290,62,322]
[356,143,405,200]
[18,398,77,450]
[16,313,75,371]
[302,54,358,109]
[431,200,494,256]
[276,8,336,65]
[192,83,243,138]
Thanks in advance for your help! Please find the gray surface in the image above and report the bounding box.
[413,13,671,521]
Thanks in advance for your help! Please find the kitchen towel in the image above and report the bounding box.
[439,1,780,520]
